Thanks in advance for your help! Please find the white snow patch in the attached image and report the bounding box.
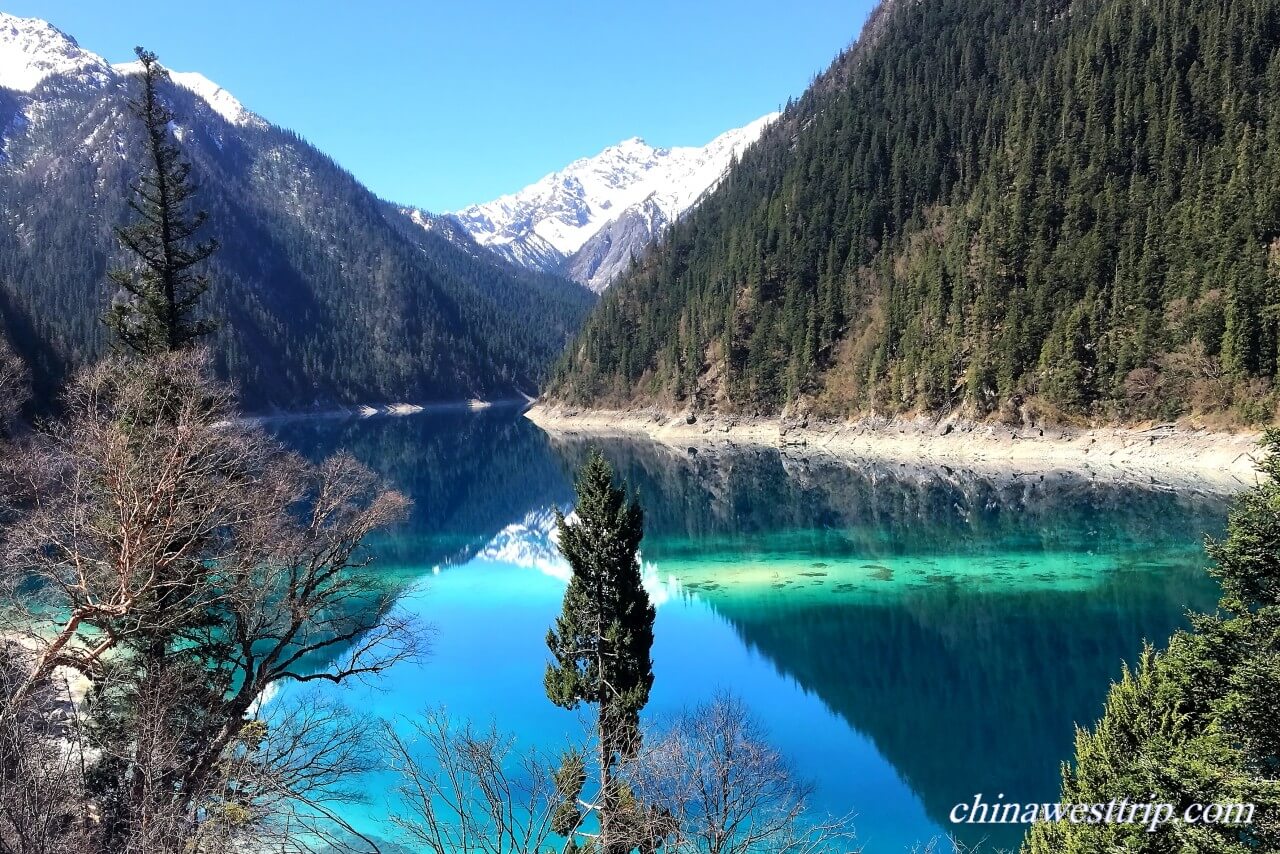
[113,60,264,128]
[0,12,112,91]
[0,10,264,129]
[449,112,779,261]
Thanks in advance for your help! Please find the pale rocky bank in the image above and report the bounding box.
[525,406,1265,494]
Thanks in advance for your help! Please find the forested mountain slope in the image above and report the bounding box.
[546,0,1280,425]
[0,15,594,411]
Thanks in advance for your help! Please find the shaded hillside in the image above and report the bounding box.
[548,0,1280,425]
[0,37,593,411]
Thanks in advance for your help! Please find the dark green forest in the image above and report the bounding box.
[0,70,593,411]
[548,0,1280,426]
[1023,434,1280,852]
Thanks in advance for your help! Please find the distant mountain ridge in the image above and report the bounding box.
[438,115,778,292]
[0,11,593,411]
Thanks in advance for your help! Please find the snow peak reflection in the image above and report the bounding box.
[950,794,1256,833]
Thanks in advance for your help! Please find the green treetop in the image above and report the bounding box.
[105,47,217,355]
[546,450,656,852]
[1025,433,1280,852]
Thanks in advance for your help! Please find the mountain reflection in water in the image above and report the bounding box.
[269,408,1229,853]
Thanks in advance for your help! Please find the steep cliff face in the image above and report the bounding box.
[560,198,667,293]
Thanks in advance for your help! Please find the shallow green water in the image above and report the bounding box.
[268,408,1230,853]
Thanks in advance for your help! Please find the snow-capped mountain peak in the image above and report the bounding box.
[0,11,261,127]
[0,12,112,91]
[170,69,260,127]
[443,112,779,291]
[112,61,262,127]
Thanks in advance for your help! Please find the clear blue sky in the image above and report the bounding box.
[11,1,877,212]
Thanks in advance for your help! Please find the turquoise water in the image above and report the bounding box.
[267,408,1230,853]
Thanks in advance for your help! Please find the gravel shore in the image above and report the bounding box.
[525,405,1264,494]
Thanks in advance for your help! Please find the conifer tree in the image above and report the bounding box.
[105,47,217,355]
[545,450,655,852]
[90,48,224,847]
[1025,432,1280,852]
[548,0,1280,425]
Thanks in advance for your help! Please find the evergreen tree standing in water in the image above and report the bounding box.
[546,451,656,852]
[105,47,217,355]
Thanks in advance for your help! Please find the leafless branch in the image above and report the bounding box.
[630,693,859,854]
[0,350,418,852]
[381,708,563,854]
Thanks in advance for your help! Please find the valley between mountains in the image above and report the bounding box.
[2,0,1278,472]
[4,5,1280,854]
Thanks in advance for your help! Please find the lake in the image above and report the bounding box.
[267,407,1230,854]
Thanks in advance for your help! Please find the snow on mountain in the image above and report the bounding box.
[477,509,678,606]
[0,11,260,127]
[397,206,491,261]
[0,13,596,410]
[445,112,779,291]
[0,12,112,91]
[112,61,263,128]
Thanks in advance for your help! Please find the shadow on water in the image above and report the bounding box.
[269,411,1232,852]
[548,437,1230,851]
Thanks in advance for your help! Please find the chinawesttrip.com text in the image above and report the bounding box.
[951,793,1256,833]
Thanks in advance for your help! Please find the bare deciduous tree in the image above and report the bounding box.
[907,837,1007,854]
[382,708,566,854]
[632,694,859,854]
[4,352,288,701]
[0,643,90,854]
[189,694,383,853]
[386,696,858,854]
[0,349,417,853]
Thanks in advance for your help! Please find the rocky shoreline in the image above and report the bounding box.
[524,405,1264,494]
